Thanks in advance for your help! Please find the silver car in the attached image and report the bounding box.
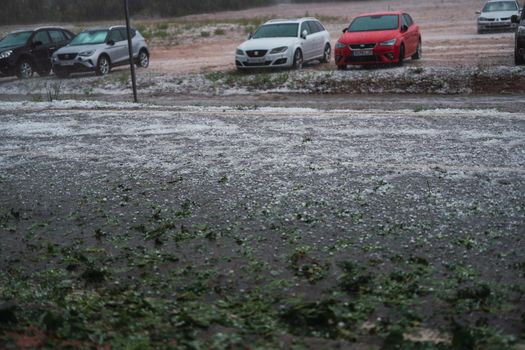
[477,0,522,33]
[52,26,149,78]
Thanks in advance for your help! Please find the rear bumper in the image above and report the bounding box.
[335,45,400,65]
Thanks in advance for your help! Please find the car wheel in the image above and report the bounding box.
[516,47,525,65]
[292,49,303,69]
[95,55,111,76]
[337,64,347,70]
[321,44,331,63]
[137,50,149,68]
[412,40,422,60]
[398,44,405,66]
[477,27,484,34]
[16,60,34,79]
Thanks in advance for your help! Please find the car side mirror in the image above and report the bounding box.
[301,30,308,39]
[32,40,43,48]
[476,11,481,15]
[342,28,348,33]
[247,33,252,40]
[107,39,115,46]
[511,14,519,23]
[401,24,408,33]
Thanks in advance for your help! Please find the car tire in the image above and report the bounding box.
[398,44,405,66]
[321,44,331,63]
[477,27,484,34]
[136,49,149,68]
[412,40,422,60]
[292,49,303,69]
[516,47,525,65]
[95,55,111,76]
[16,59,34,79]
[337,65,347,70]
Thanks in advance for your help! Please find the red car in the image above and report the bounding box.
[334,11,421,69]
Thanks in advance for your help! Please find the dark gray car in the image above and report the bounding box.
[52,26,149,78]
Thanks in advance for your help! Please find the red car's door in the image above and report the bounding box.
[402,14,419,56]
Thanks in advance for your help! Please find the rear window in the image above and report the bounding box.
[348,15,400,32]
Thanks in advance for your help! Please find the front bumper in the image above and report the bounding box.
[335,44,400,65]
[235,51,291,69]
[53,54,98,72]
[478,21,517,30]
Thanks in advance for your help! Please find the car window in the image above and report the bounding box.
[300,22,310,35]
[348,15,399,32]
[482,1,518,12]
[253,23,299,38]
[63,30,73,40]
[403,14,414,27]
[109,29,124,42]
[306,21,318,34]
[49,30,66,43]
[0,31,32,48]
[33,31,51,45]
[315,21,326,32]
[119,28,136,41]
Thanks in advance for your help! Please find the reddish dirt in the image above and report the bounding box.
[148,0,516,74]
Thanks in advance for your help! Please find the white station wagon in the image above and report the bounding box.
[235,18,332,70]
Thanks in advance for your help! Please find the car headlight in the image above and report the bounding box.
[236,49,245,56]
[379,38,397,46]
[79,50,95,57]
[335,42,346,49]
[0,50,13,59]
[478,17,489,21]
[269,46,288,54]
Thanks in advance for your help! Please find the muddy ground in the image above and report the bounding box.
[0,100,524,349]
[1,0,525,349]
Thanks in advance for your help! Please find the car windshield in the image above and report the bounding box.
[348,15,399,32]
[0,31,32,48]
[482,1,518,12]
[252,24,299,38]
[70,30,109,46]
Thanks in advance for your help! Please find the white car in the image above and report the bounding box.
[477,0,522,33]
[235,18,331,70]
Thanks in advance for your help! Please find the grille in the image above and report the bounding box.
[345,55,378,63]
[484,18,496,22]
[246,50,268,58]
[243,61,272,67]
[58,53,78,60]
[349,43,376,49]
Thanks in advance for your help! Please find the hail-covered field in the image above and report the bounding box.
[0,101,524,349]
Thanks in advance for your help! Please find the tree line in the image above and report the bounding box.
[1,0,276,25]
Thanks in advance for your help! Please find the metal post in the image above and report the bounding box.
[123,0,138,103]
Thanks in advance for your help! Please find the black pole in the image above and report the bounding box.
[123,0,138,103]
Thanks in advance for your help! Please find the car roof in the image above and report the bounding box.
[264,17,320,24]
[82,26,130,32]
[486,0,517,2]
[9,27,67,34]
[354,11,404,17]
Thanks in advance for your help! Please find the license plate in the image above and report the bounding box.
[353,49,373,57]
[61,61,75,66]
[248,57,265,63]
